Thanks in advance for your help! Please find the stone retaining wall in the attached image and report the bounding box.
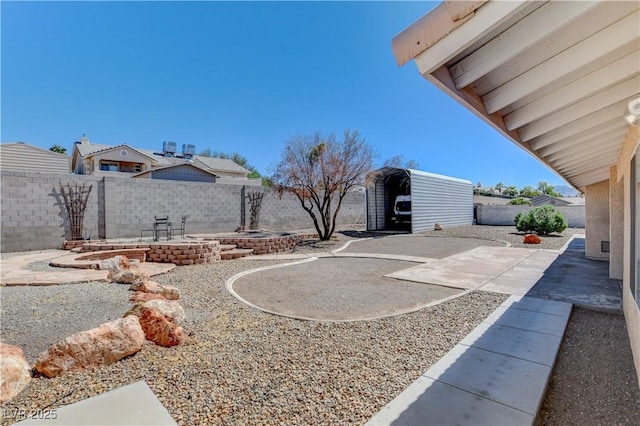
[217,235,300,255]
[81,242,221,265]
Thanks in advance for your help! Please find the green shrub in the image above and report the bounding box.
[508,197,531,205]
[514,205,568,235]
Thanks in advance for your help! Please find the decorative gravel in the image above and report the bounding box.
[0,225,584,424]
[418,225,583,250]
[1,258,507,425]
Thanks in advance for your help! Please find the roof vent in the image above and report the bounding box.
[163,141,177,157]
[182,144,195,159]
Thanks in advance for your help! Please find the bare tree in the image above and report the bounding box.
[271,130,375,241]
[383,155,420,170]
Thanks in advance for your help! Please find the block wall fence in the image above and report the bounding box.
[1,171,366,252]
[475,204,585,227]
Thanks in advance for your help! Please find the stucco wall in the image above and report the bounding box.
[585,180,610,261]
[1,171,365,252]
[609,166,624,280]
[619,126,640,387]
[475,205,585,228]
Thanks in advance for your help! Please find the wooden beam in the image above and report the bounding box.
[550,142,621,168]
[536,119,625,157]
[451,1,600,89]
[505,51,639,130]
[414,1,529,74]
[483,10,640,113]
[519,81,638,141]
[425,65,524,145]
[392,1,485,67]
[544,132,627,163]
[529,103,626,150]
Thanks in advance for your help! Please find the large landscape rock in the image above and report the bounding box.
[35,316,144,378]
[524,234,542,244]
[130,281,180,300]
[129,291,167,303]
[126,299,186,326]
[100,255,130,273]
[137,309,188,347]
[0,343,32,403]
[109,267,149,284]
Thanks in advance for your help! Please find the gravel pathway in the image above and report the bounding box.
[1,258,506,425]
[538,308,640,425]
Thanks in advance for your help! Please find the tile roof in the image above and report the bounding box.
[75,140,250,174]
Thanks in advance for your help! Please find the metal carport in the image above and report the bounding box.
[366,167,473,233]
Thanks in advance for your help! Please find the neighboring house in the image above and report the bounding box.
[70,135,251,180]
[0,142,70,174]
[530,194,572,207]
[393,0,639,383]
[473,195,513,205]
[132,163,218,183]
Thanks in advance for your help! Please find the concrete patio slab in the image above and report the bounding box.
[501,265,546,281]
[451,246,532,262]
[436,258,518,276]
[483,306,569,336]
[526,282,622,312]
[498,295,573,317]
[479,276,537,296]
[16,381,176,425]
[366,376,534,426]
[459,322,563,366]
[385,266,493,290]
[423,345,550,415]
[367,295,571,425]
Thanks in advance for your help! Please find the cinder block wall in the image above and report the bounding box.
[476,205,585,228]
[253,188,365,231]
[1,171,365,252]
[1,171,102,251]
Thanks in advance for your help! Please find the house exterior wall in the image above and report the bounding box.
[618,126,640,386]
[0,171,365,252]
[585,180,610,261]
[90,148,152,173]
[475,205,585,227]
[610,166,624,280]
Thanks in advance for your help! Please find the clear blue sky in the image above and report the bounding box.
[1,1,569,190]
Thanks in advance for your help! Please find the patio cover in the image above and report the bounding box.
[392,0,640,191]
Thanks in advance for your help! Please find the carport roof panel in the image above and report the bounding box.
[374,167,472,185]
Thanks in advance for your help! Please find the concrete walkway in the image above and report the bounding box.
[366,235,621,425]
[525,238,622,312]
[366,296,572,426]
[16,381,176,425]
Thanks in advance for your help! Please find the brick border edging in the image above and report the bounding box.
[76,241,221,266]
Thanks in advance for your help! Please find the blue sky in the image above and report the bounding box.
[2,1,569,190]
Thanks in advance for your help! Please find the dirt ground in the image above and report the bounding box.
[538,308,640,425]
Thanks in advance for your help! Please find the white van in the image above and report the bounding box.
[391,195,411,226]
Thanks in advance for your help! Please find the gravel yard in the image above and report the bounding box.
[3,224,638,425]
[1,259,506,425]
